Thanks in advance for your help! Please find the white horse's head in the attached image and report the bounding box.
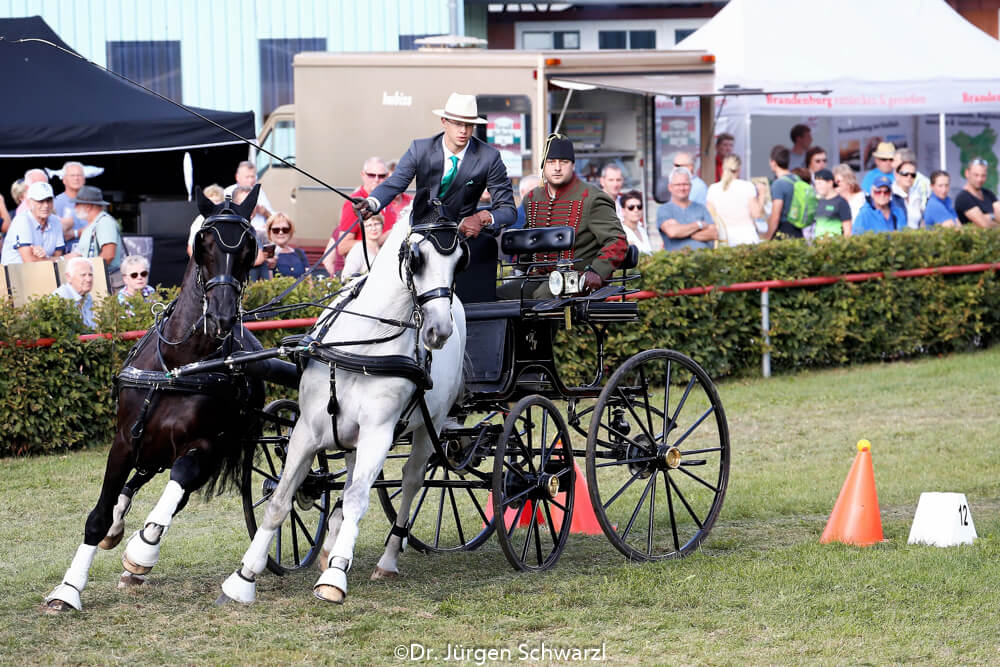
[401,220,468,350]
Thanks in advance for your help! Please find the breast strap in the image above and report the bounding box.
[116,365,244,398]
[300,345,432,390]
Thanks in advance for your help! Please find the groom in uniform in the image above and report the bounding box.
[354,93,516,236]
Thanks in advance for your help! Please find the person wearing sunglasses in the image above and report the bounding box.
[852,175,907,235]
[117,255,154,306]
[891,159,926,229]
[323,156,396,277]
[619,190,653,255]
[955,158,1000,229]
[265,212,309,279]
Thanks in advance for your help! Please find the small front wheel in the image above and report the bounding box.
[586,350,729,561]
[492,395,575,571]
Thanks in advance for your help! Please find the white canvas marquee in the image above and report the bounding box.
[676,0,1000,117]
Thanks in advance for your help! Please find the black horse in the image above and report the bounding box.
[44,186,266,612]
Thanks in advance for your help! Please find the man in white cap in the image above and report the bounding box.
[354,92,516,237]
[1,181,65,264]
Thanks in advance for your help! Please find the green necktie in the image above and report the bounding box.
[440,155,459,195]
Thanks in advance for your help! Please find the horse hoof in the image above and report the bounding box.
[121,553,152,576]
[40,600,75,614]
[99,531,124,550]
[313,584,345,604]
[117,572,145,589]
[370,567,399,581]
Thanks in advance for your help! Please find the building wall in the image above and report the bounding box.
[0,0,453,129]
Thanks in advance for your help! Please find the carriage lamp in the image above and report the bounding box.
[548,269,581,297]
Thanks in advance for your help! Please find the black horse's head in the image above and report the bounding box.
[193,185,259,337]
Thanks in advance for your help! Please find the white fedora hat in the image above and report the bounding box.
[433,92,488,125]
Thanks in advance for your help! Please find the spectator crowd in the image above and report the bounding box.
[3,121,998,332]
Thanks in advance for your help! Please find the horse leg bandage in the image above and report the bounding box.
[145,480,185,529]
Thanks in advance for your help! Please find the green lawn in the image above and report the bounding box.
[3,348,1000,664]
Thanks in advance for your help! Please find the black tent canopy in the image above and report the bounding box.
[0,16,255,157]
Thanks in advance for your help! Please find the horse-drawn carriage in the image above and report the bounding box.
[44,188,729,611]
[239,218,730,577]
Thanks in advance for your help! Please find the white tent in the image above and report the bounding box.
[676,0,1000,117]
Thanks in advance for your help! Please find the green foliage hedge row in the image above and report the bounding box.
[0,277,339,456]
[2,229,999,456]
[557,228,1000,382]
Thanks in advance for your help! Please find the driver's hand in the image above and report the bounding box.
[352,199,375,220]
[581,270,603,294]
[459,211,490,238]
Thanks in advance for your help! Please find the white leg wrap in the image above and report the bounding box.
[243,527,277,576]
[111,493,132,528]
[221,569,257,604]
[44,584,82,611]
[145,480,185,528]
[123,529,162,569]
[64,544,98,591]
[314,564,348,597]
[44,544,97,610]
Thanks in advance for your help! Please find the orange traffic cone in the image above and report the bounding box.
[820,439,884,546]
[547,461,603,535]
[484,462,604,535]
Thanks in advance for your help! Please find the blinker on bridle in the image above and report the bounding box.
[196,206,257,294]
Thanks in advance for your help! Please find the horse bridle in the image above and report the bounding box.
[399,219,469,310]
[196,209,258,297]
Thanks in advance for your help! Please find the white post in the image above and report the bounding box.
[938,112,947,171]
[761,287,771,378]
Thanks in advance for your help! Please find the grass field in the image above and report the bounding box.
[3,348,1000,665]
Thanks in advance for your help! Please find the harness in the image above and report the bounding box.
[297,218,466,453]
[114,202,258,471]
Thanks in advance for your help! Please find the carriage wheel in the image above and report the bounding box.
[377,414,498,553]
[492,395,575,572]
[586,350,729,561]
[242,399,337,575]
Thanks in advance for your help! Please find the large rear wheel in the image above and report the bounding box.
[586,350,729,561]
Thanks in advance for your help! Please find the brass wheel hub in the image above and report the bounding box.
[659,445,682,469]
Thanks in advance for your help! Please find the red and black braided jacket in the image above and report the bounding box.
[522,174,627,279]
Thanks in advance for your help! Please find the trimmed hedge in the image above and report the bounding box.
[0,277,340,456]
[2,229,999,456]
[557,228,1000,381]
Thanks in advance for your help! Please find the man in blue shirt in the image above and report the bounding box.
[1,181,65,264]
[853,175,907,234]
[52,256,96,329]
[657,167,717,251]
[861,141,896,194]
[672,152,708,206]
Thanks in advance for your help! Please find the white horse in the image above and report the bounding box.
[219,217,467,604]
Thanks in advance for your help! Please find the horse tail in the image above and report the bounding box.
[200,378,265,498]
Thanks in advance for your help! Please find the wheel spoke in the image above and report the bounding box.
[252,494,270,510]
[667,472,704,529]
[620,473,656,542]
[670,405,717,450]
[274,523,283,564]
[541,499,559,544]
[664,469,680,552]
[261,447,280,478]
[506,501,529,538]
[447,486,466,546]
[668,376,697,432]
[594,455,655,469]
[646,470,657,556]
[547,496,568,512]
[465,487,490,524]
[409,479,433,527]
[520,507,535,563]
[676,465,719,493]
[532,507,544,565]
[661,360,672,442]
[614,386,657,446]
[638,365,656,444]
[290,509,301,564]
[434,486,446,549]
[681,446,724,455]
[292,510,318,547]
[602,467,647,510]
[252,466,278,483]
[597,419,652,453]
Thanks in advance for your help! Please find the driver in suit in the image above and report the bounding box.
[353,93,516,236]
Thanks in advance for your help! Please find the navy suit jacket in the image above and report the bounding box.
[370,133,516,229]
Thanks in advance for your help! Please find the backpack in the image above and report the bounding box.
[781,174,817,229]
